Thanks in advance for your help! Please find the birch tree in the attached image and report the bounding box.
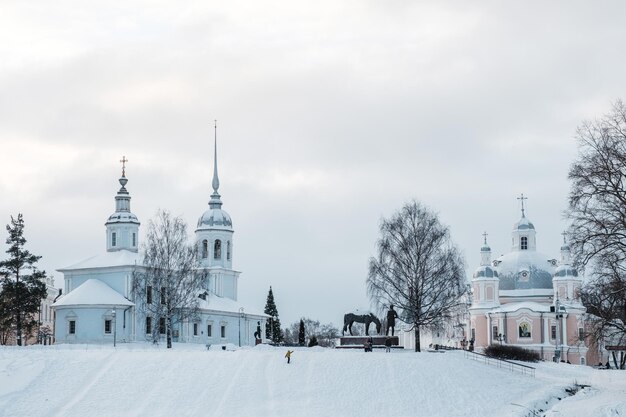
[133,210,205,348]
[367,200,467,352]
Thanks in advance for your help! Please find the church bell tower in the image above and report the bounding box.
[105,156,140,252]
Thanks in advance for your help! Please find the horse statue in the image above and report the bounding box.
[342,312,381,336]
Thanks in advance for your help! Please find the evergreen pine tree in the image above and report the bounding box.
[298,318,305,346]
[0,214,47,346]
[263,286,283,343]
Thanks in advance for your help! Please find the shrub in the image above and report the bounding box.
[483,344,540,362]
[308,336,319,347]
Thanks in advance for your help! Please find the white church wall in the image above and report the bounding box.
[55,307,133,344]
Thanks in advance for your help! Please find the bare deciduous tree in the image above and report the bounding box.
[367,200,467,352]
[568,100,626,366]
[133,210,206,348]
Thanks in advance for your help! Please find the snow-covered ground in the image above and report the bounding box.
[0,344,624,417]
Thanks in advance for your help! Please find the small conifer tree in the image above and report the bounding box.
[0,214,47,346]
[264,286,283,343]
[298,318,305,346]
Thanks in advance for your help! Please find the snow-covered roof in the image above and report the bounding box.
[197,293,267,318]
[473,265,498,279]
[491,301,551,313]
[53,279,134,307]
[197,208,233,231]
[513,216,535,230]
[494,250,555,290]
[59,250,142,271]
[499,288,553,297]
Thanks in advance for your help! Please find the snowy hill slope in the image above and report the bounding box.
[0,344,624,417]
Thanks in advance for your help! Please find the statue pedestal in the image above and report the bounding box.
[337,336,400,349]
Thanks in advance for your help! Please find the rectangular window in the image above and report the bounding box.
[492,326,498,340]
[146,286,152,304]
[69,320,76,334]
[105,319,112,334]
[160,287,166,305]
[146,317,152,334]
[520,236,528,250]
[578,328,584,341]
[471,328,475,341]
[112,232,117,247]
[207,324,212,337]
[193,323,198,336]
[132,233,136,247]
[551,325,557,340]
[221,325,226,338]
[159,317,166,334]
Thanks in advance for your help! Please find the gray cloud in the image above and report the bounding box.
[1,1,626,326]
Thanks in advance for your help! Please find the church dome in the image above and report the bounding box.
[494,250,555,290]
[513,216,535,231]
[197,208,233,231]
[554,264,578,278]
[473,265,498,279]
[106,212,139,224]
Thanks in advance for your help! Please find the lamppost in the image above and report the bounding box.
[238,307,244,347]
[112,307,117,348]
[554,299,565,362]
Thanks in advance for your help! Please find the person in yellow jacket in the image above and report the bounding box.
[285,350,294,364]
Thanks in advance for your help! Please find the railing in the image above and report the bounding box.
[463,350,535,377]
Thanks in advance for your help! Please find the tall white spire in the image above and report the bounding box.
[212,120,220,193]
[209,120,223,209]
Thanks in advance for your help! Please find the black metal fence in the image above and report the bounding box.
[463,350,536,377]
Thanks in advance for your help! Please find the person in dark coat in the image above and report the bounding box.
[365,336,373,352]
[385,336,392,352]
[386,305,399,336]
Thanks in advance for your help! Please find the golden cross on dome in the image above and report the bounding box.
[120,156,128,177]
[482,231,488,245]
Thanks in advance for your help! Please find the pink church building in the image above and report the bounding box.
[469,204,593,365]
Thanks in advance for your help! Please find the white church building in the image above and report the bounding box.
[52,141,267,346]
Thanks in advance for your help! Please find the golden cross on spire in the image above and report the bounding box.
[561,230,567,244]
[517,193,528,217]
[120,156,128,177]
[482,231,488,245]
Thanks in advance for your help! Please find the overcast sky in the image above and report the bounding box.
[1,1,626,327]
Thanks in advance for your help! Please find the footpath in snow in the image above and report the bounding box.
[0,343,624,417]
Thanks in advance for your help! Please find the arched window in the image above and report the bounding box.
[227,241,231,260]
[486,286,494,301]
[202,240,208,259]
[214,240,222,259]
[518,322,531,338]
[112,232,117,247]
[520,236,528,250]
